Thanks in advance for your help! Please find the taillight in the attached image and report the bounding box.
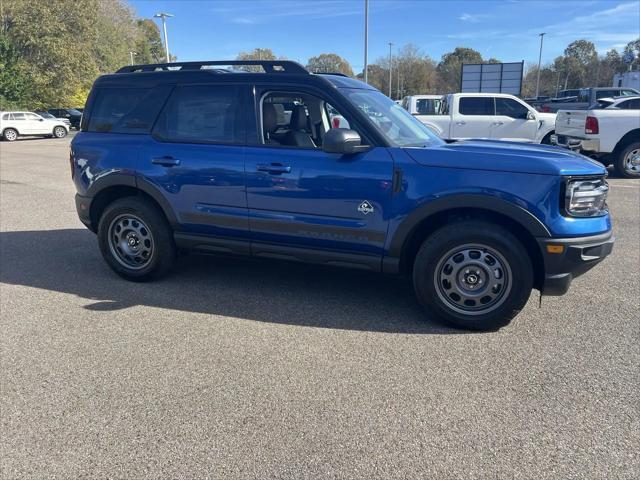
[332,117,340,128]
[585,116,599,134]
[541,105,550,112]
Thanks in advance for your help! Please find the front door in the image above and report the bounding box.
[24,112,50,134]
[138,84,250,246]
[245,89,393,270]
[491,97,538,142]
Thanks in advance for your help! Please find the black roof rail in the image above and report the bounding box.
[116,60,309,74]
[311,71,349,77]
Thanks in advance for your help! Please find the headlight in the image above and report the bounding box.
[564,177,608,217]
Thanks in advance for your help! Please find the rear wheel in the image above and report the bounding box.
[412,220,533,330]
[614,141,640,178]
[541,132,553,144]
[97,197,176,281]
[53,126,67,138]
[3,128,18,142]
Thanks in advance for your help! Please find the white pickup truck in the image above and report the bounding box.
[415,93,556,144]
[552,96,640,178]
[401,95,442,115]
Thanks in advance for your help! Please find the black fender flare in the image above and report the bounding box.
[86,173,180,230]
[388,194,551,259]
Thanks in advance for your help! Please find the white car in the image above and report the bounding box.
[415,93,556,144]
[552,96,640,178]
[401,95,442,115]
[0,111,69,141]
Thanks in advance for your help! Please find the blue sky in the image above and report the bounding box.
[130,0,640,71]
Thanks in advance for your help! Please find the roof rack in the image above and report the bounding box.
[116,60,309,74]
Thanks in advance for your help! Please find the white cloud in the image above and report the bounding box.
[459,12,493,22]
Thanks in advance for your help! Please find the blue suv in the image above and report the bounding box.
[71,60,614,330]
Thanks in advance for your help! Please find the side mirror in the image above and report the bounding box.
[322,128,369,155]
[526,110,536,121]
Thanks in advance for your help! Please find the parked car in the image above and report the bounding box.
[414,93,556,143]
[401,95,442,115]
[553,96,640,178]
[48,108,82,129]
[540,87,639,113]
[71,60,613,331]
[35,110,71,127]
[0,111,69,141]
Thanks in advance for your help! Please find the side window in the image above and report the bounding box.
[619,99,640,109]
[495,98,529,119]
[578,89,590,103]
[459,97,494,116]
[153,85,244,144]
[595,90,617,100]
[2,113,11,120]
[25,113,40,120]
[88,86,171,133]
[12,113,25,120]
[622,90,637,96]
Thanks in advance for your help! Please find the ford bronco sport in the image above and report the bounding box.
[71,60,614,330]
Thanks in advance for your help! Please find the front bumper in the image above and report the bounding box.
[537,230,614,295]
[551,134,600,153]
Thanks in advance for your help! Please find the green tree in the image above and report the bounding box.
[134,19,164,64]
[436,47,483,93]
[235,48,279,72]
[306,53,354,76]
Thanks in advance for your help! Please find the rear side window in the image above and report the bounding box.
[618,98,640,109]
[2,113,10,120]
[87,86,172,133]
[495,98,529,119]
[153,85,244,144]
[459,97,494,115]
[11,113,25,120]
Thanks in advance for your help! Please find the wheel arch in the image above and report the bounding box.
[612,128,640,155]
[88,179,179,233]
[388,196,549,290]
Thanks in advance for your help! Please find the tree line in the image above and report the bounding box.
[0,0,165,109]
[1,0,638,110]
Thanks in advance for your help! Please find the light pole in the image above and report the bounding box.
[363,0,368,83]
[535,32,545,98]
[154,12,174,63]
[129,51,136,65]
[388,42,393,98]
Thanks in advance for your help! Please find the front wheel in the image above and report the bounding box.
[614,142,640,178]
[412,220,533,330]
[97,197,176,281]
[53,126,67,138]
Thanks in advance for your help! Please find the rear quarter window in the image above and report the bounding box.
[86,86,172,133]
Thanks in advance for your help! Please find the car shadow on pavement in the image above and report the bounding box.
[0,229,468,334]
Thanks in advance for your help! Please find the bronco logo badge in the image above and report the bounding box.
[358,200,374,215]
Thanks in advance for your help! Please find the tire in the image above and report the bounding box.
[614,141,640,179]
[412,220,533,331]
[97,196,176,281]
[3,128,18,142]
[541,132,553,145]
[53,126,67,138]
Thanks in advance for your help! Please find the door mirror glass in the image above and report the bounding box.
[322,128,369,155]
[527,110,536,121]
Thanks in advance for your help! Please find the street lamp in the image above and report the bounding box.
[388,42,393,98]
[129,51,137,65]
[363,0,368,83]
[535,32,546,98]
[154,12,174,63]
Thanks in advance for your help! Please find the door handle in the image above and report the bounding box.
[151,156,180,167]
[257,163,292,174]
[493,121,504,126]
[455,121,466,126]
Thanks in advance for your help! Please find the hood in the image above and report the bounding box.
[405,140,607,176]
[537,112,556,122]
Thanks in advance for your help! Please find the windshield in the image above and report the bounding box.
[68,109,82,116]
[38,112,54,118]
[341,89,444,147]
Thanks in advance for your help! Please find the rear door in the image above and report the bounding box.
[492,97,537,142]
[452,97,494,139]
[138,83,250,246]
[24,112,49,134]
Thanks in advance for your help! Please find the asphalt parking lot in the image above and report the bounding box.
[1,134,638,479]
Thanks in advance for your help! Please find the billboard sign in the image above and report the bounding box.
[460,62,524,95]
